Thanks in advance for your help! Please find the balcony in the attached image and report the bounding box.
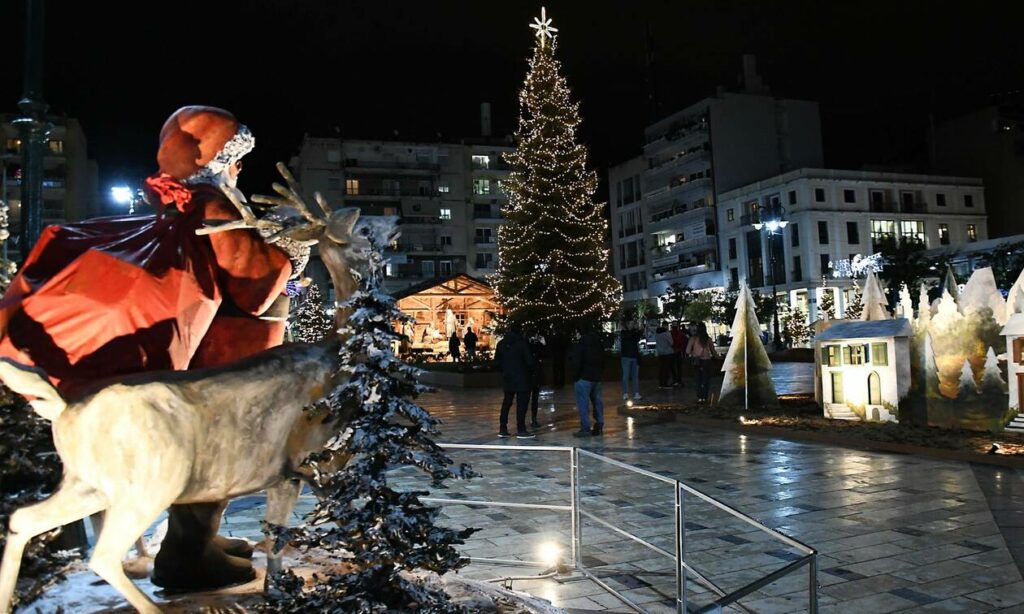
[869,201,928,214]
[650,236,717,266]
[471,160,511,172]
[403,215,441,225]
[648,201,713,230]
[396,242,446,253]
[473,208,503,222]
[474,238,498,248]
[346,187,439,199]
[651,262,713,281]
[643,118,709,153]
[617,225,643,239]
[643,177,712,204]
[343,159,440,175]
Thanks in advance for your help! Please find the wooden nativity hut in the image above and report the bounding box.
[393,274,501,357]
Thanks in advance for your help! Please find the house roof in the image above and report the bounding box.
[815,318,913,341]
[393,273,493,300]
[1001,312,1024,336]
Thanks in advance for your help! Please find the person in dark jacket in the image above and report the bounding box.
[619,320,642,402]
[494,322,537,438]
[464,327,478,360]
[571,326,606,437]
[448,331,461,362]
[527,334,546,428]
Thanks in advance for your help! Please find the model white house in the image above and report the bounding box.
[816,319,912,422]
[1000,312,1024,432]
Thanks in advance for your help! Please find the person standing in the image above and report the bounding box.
[671,322,687,387]
[448,330,461,362]
[571,325,606,437]
[494,322,537,438]
[686,323,719,402]
[619,320,642,402]
[527,334,546,428]
[655,325,674,389]
[464,327,478,360]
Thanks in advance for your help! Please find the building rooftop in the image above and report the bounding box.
[1001,312,1024,337]
[816,318,913,341]
[719,168,984,201]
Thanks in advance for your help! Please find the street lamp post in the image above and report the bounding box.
[752,203,788,350]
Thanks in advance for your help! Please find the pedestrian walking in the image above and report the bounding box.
[527,334,546,428]
[655,325,674,389]
[494,322,537,438]
[670,322,687,387]
[464,327,478,360]
[686,323,718,402]
[448,331,461,362]
[571,325,606,437]
[619,320,642,403]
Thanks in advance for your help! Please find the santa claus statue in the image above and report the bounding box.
[0,106,302,590]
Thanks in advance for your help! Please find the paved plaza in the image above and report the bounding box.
[217,369,1024,613]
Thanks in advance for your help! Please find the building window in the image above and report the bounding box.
[345,179,359,195]
[936,193,946,207]
[843,189,855,204]
[820,254,830,275]
[438,181,450,193]
[792,255,802,282]
[475,229,494,245]
[818,221,829,244]
[815,188,826,203]
[964,194,974,208]
[727,208,735,222]
[900,192,915,209]
[900,220,925,245]
[473,178,491,195]
[440,235,452,246]
[5,139,21,154]
[967,224,977,241]
[790,222,799,247]
[846,344,868,365]
[938,224,950,245]
[730,268,739,289]
[748,200,758,215]
[728,238,737,260]
[472,154,490,169]
[831,372,844,403]
[421,260,435,277]
[383,179,401,195]
[439,260,453,274]
[871,220,896,249]
[440,208,452,220]
[869,190,885,210]
[327,177,341,192]
[824,345,840,367]
[871,343,888,365]
[847,221,860,244]
[476,252,495,269]
[788,190,797,205]
[47,140,64,155]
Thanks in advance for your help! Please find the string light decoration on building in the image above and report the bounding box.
[493,8,621,332]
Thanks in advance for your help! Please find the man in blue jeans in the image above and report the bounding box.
[571,325,606,437]
[619,320,642,404]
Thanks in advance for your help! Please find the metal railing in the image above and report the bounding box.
[423,443,818,614]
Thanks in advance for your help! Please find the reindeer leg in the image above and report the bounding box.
[0,477,105,613]
[263,479,302,584]
[89,503,170,614]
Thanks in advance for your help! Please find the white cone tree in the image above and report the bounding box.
[719,284,778,408]
[860,271,891,321]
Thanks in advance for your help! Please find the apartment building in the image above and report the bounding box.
[717,168,987,319]
[1,114,98,259]
[293,125,512,295]
[609,56,824,308]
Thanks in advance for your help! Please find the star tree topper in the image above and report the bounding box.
[530,6,558,48]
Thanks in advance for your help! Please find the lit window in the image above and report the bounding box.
[440,208,452,220]
[967,224,977,242]
[473,179,491,195]
[472,155,490,169]
[871,220,896,248]
[6,139,21,153]
[938,224,950,245]
[47,140,64,154]
[345,179,359,195]
[438,182,450,193]
[727,208,735,222]
[871,343,888,366]
[899,220,925,245]
[823,345,840,367]
[844,344,868,365]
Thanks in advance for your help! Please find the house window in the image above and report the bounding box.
[823,345,840,366]
[791,222,799,247]
[871,220,896,249]
[899,220,925,245]
[439,260,453,274]
[47,140,64,154]
[868,372,882,405]
[818,221,829,244]
[472,154,490,169]
[327,177,341,192]
[843,189,855,203]
[727,208,735,222]
[938,224,950,245]
[438,181,450,193]
[831,372,844,403]
[847,222,860,245]
[440,208,452,220]
[473,178,491,195]
[964,194,974,208]
[967,224,977,241]
[1014,338,1024,364]
[789,190,797,205]
[440,235,452,246]
[871,343,888,365]
[728,238,737,260]
[815,188,826,203]
[845,344,868,365]
[936,193,946,207]
[345,179,359,195]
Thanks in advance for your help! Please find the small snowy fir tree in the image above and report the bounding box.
[917,283,932,330]
[980,346,1007,397]
[817,282,835,321]
[957,358,978,399]
[289,282,334,343]
[844,281,863,320]
[780,304,812,346]
[942,265,960,304]
[264,235,476,613]
[719,284,778,408]
[898,283,914,320]
[0,198,77,607]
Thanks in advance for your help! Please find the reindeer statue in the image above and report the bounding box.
[0,164,400,614]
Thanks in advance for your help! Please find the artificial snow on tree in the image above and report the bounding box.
[898,283,914,320]
[289,281,335,343]
[780,304,812,346]
[960,266,1007,325]
[916,283,931,330]
[844,281,863,320]
[817,281,835,320]
[860,271,890,321]
[719,284,778,408]
[1006,267,1024,316]
[957,358,978,400]
[980,346,1007,397]
[265,237,476,613]
[492,9,620,334]
[941,265,960,304]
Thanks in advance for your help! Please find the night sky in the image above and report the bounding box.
[2,1,1022,207]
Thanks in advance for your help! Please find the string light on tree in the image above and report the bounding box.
[493,8,621,333]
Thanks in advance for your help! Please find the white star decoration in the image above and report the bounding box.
[530,6,558,48]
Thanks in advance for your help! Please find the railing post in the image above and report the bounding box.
[571,447,582,569]
[808,553,818,613]
[675,481,687,613]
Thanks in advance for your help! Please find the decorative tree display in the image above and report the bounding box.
[844,281,863,320]
[266,238,476,612]
[980,347,1007,397]
[289,282,335,343]
[860,271,891,321]
[898,283,914,320]
[719,284,778,408]
[780,304,812,346]
[817,280,835,321]
[941,265,960,303]
[492,9,620,334]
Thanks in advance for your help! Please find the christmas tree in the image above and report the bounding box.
[860,271,891,321]
[817,280,835,320]
[844,281,864,320]
[265,234,476,612]
[492,8,620,333]
[0,198,77,607]
[719,284,778,408]
[289,282,334,343]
